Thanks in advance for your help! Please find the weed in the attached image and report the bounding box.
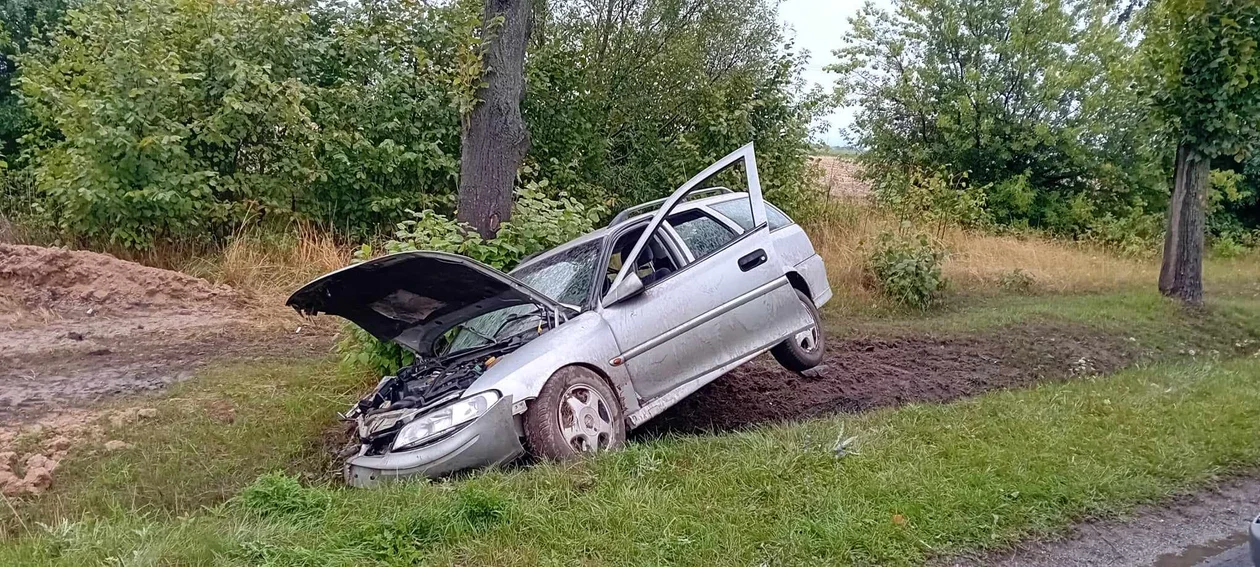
[997,268,1036,292]
[235,473,331,521]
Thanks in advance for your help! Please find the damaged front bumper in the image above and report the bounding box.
[344,396,525,487]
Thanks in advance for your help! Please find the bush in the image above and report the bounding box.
[998,268,1036,293]
[338,188,606,374]
[1083,212,1164,257]
[867,229,947,309]
[1211,234,1249,259]
[873,167,990,236]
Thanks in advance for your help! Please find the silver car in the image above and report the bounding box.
[288,144,832,486]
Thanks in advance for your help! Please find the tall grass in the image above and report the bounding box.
[804,202,1183,315]
[180,225,352,308]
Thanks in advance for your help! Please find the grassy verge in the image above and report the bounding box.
[833,290,1260,349]
[2,357,1259,565]
[6,361,367,531]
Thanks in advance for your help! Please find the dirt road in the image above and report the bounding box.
[946,478,1260,567]
[0,243,329,495]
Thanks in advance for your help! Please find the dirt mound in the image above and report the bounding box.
[0,243,243,316]
[641,325,1138,436]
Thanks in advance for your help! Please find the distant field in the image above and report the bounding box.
[811,155,870,198]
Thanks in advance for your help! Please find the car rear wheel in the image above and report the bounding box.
[524,366,625,460]
[771,288,826,372]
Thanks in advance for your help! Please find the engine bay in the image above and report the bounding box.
[346,320,550,457]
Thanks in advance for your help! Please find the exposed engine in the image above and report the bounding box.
[343,330,544,457]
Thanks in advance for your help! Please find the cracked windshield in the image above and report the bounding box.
[440,242,600,355]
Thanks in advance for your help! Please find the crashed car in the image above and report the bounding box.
[288,143,832,486]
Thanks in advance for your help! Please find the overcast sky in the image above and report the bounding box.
[779,0,892,146]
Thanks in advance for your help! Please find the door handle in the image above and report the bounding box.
[738,249,767,272]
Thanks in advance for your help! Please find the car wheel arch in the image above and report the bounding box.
[785,270,812,298]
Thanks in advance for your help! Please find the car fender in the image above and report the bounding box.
[462,310,639,416]
[766,224,832,308]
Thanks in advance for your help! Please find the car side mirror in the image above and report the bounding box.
[604,272,646,306]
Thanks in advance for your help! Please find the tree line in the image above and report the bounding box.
[833,0,1259,303]
[0,0,826,249]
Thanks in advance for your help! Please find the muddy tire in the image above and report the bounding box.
[523,366,625,460]
[771,289,826,372]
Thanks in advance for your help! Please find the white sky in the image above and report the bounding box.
[778,0,892,146]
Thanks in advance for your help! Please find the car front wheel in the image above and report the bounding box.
[771,288,826,372]
[524,366,625,460]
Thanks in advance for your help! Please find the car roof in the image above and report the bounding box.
[510,191,749,273]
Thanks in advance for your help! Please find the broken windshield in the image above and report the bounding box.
[437,241,600,356]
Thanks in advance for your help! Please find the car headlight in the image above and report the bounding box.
[391,391,500,451]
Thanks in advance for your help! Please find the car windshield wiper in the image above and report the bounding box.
[492,310,544,338]
[447,325,495,352]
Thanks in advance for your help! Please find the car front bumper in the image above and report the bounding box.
[344,396,525,487]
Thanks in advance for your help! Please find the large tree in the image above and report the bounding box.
[457,0,532,238]
[1142,0,1260,304]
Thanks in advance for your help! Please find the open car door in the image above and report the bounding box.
[599,143,816,426]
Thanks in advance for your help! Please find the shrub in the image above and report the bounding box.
[1211,234,1249,259]
[866,228,947,309]
[1083,212,1165,257]
[997,268,1036,293]
[873,167,990,237]
[338,187,605,374]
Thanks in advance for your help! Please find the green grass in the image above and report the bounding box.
[4,289,1260,564]
[6,361,369,531]
[2,358,1260,565]
[831,290,1260,352]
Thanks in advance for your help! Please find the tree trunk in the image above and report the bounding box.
[457,0,532,239]
[1158,143,1208,305]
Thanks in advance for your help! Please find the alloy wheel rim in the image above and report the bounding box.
[795,326,819,352]
[558,384,614,453]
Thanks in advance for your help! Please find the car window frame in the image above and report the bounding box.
[605,144,767,297]
[706,194,795,233]
[665,207,741,262]
[592,220,691,307]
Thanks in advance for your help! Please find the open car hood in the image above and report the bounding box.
[286,251,563,355]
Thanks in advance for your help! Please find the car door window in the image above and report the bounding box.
[710,197,794,231]
[602,227,681,295]
[667,209,736,260]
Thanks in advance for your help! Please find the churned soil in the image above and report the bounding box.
[643,324,1139,435]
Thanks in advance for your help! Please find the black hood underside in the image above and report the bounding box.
[286,251,560,355]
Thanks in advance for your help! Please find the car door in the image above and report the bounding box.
[598,143,815,418]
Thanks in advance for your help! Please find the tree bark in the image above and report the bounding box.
[1158,143,1208,305]
[457,0,532,239]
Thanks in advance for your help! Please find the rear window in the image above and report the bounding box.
[709,197,793,231]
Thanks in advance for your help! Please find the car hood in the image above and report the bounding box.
[286,251,563,355]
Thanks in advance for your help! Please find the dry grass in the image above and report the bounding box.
[806,203,1170,315]
[140,201,1257,322]
[179,226,353,320]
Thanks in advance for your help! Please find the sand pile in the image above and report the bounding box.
[0,243,243,316]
